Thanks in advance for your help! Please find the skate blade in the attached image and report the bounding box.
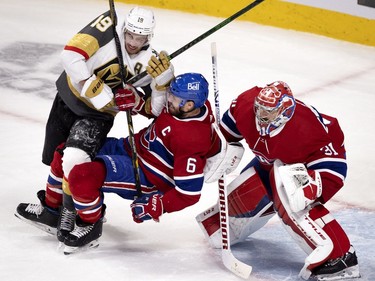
[315,265,361,281]
[14,213,57,235]
[63,240,100,255]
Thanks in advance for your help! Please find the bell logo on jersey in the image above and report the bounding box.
[187,82,200,91]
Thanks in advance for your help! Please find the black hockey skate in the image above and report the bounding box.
[63,205,106,255]
[311,246,360,280]
[15,190,59,235]
[57,207,76,242]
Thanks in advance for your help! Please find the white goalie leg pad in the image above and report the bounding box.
[62,147,91,178]
[197,167,274,248]
[227,167,274,245]
[195,203,222,248]
[272,160,334,280]
[204,123,244,183]
[195,203,274,249]
[228,203,274,245]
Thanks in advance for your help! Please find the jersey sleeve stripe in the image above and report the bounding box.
[307,157,347,167]
[175,184,202,196]
[221,110,242,139]
[64,45,90,60]
[174,173,204,180]
[139,154,175,185]
[315,168,346,182]
[307,158,347,181]
[175,176,204,194]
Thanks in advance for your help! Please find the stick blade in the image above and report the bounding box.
[222,250,252,279]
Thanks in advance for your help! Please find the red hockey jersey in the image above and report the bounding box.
[221,86,347,202]
[125,101,217,212]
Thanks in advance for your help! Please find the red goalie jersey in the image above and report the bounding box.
[220,86,347,203]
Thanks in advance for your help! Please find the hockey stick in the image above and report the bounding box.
[109,0,142,198]
[126,0,265,85]
[211,42,252,279]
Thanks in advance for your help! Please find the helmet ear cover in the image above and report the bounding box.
[169,73,209,109]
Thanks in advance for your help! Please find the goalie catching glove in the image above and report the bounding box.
[131,191,164,223]
[81,74,114,110]
[146,51,174,91]
[278,163,322,213]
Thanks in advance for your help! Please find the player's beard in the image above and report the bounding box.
[167,102,185,118]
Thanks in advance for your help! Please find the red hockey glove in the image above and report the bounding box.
[115,84,139,111]
[131,192,164,223]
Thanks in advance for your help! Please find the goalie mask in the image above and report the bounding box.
[124,7,155,41]
[169,73,209,108]
[254,81,296,136]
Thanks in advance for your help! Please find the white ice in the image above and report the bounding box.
[0,0,374,280]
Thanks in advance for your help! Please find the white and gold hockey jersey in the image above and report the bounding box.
[56,10,157,119]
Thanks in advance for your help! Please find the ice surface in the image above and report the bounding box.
[0,0,374,280]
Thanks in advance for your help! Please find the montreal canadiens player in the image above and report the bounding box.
[196,81,360,280]
[60,71,227,254]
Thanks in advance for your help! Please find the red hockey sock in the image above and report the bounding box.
[309,205,350,259]
[69,161,106,223]
[45,143,65,209]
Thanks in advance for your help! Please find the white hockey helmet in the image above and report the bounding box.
[125,7,155,40]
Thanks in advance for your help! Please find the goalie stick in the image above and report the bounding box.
[211,42,252,279]
[126,0,265,85]
[109,0,142,198]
